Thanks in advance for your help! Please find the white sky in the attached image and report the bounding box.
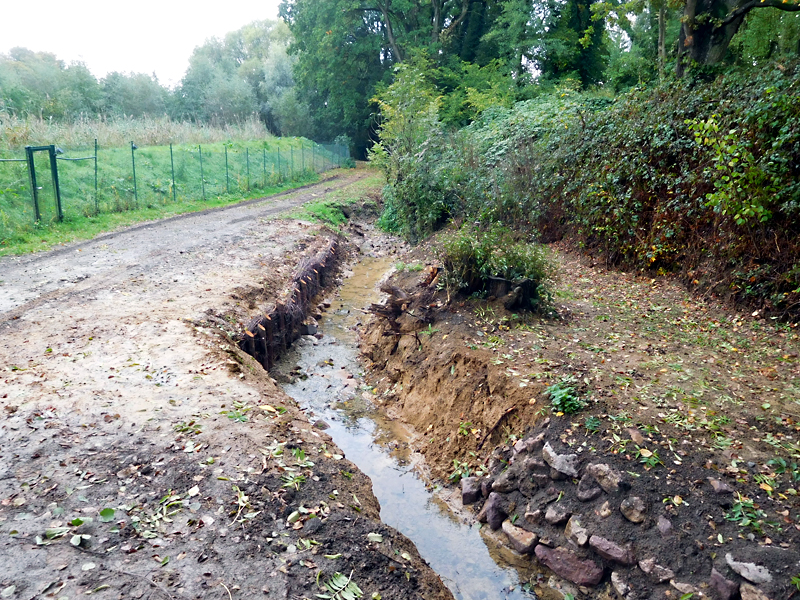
[0,0,283,88]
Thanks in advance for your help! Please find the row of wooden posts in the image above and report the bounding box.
[239,237,341,370]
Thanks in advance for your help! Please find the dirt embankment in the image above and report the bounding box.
[0,170,451,600]
[361,240,800,599]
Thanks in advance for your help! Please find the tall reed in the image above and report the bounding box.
[0,114,272,152]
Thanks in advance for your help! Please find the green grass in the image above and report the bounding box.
[0,171,329,256]
[0,137,347,252]
[286,170,383,228]
[292,200,349,227]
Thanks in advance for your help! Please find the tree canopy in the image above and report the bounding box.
[278,0,799,153]
[3,4,798,154]
[0,20,312,138]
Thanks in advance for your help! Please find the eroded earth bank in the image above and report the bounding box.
[360,242,800,600]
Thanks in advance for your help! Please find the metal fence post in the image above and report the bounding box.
[94,139,98,214]
[170,143,177,203]
[262,148,266,187]
[25,146,41,223]
[277,149,281,181]
[48,146,63,222]
[199,145,205,201]
[225,146,230,194]
[130,141,138,207]
[246,148,250,191]
[312,144,316,173]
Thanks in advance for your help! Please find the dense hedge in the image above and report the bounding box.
[375,60,800,317]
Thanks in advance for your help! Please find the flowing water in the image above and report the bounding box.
[279,256,543,600]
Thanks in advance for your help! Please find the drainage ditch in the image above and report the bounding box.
[269,255,542,600]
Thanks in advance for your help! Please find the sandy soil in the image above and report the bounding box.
[0,170,451,600]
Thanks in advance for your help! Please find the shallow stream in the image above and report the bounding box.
[278,256,540,600]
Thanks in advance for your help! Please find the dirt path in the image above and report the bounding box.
[0,169,452,600]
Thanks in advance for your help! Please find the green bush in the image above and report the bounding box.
[436,223,554,310]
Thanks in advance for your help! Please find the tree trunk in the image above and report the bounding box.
[432,0,442,43]
[658,3,666,79]
[677,0,800,75]
[442,0,472,38]
[380,0,404,61]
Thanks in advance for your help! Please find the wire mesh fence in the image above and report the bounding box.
[0,138,349,243]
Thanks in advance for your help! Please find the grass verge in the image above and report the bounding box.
[286,169,384,229]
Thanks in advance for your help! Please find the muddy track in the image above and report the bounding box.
[0,169,452,600]
[0,170,368,325]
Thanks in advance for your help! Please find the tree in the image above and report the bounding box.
[540,0,608,85]
[369,53,449,239]
[279,0,506,155]
[676,0,800,75]
[58,63,103,118]
[280,0,399,156]
[174,20,295,128]
[101,72,168,118]
[0,48,68,117]
[481,0,545,82]
[729,10,800,63]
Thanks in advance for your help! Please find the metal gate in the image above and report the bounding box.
[25,145,63,223]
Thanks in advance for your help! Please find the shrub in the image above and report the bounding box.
[375,59,800,318]
[435,223,554,310]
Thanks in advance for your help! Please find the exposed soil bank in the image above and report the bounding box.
[361,240,800,599]
[0,169,451,600]
[271,248,547,600]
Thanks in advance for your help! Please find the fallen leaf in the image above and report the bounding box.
[99,508,115,522]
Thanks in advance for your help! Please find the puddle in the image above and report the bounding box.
[278,256,542,600]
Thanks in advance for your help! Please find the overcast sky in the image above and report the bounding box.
[1,0,283,88]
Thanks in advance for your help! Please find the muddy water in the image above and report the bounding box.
[279,257,541,600]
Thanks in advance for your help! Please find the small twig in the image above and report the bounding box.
[109,569,176,600]
[219,580,233,600]
[477,406,517,451]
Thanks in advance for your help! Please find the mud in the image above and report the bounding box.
[273,250,546,600]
